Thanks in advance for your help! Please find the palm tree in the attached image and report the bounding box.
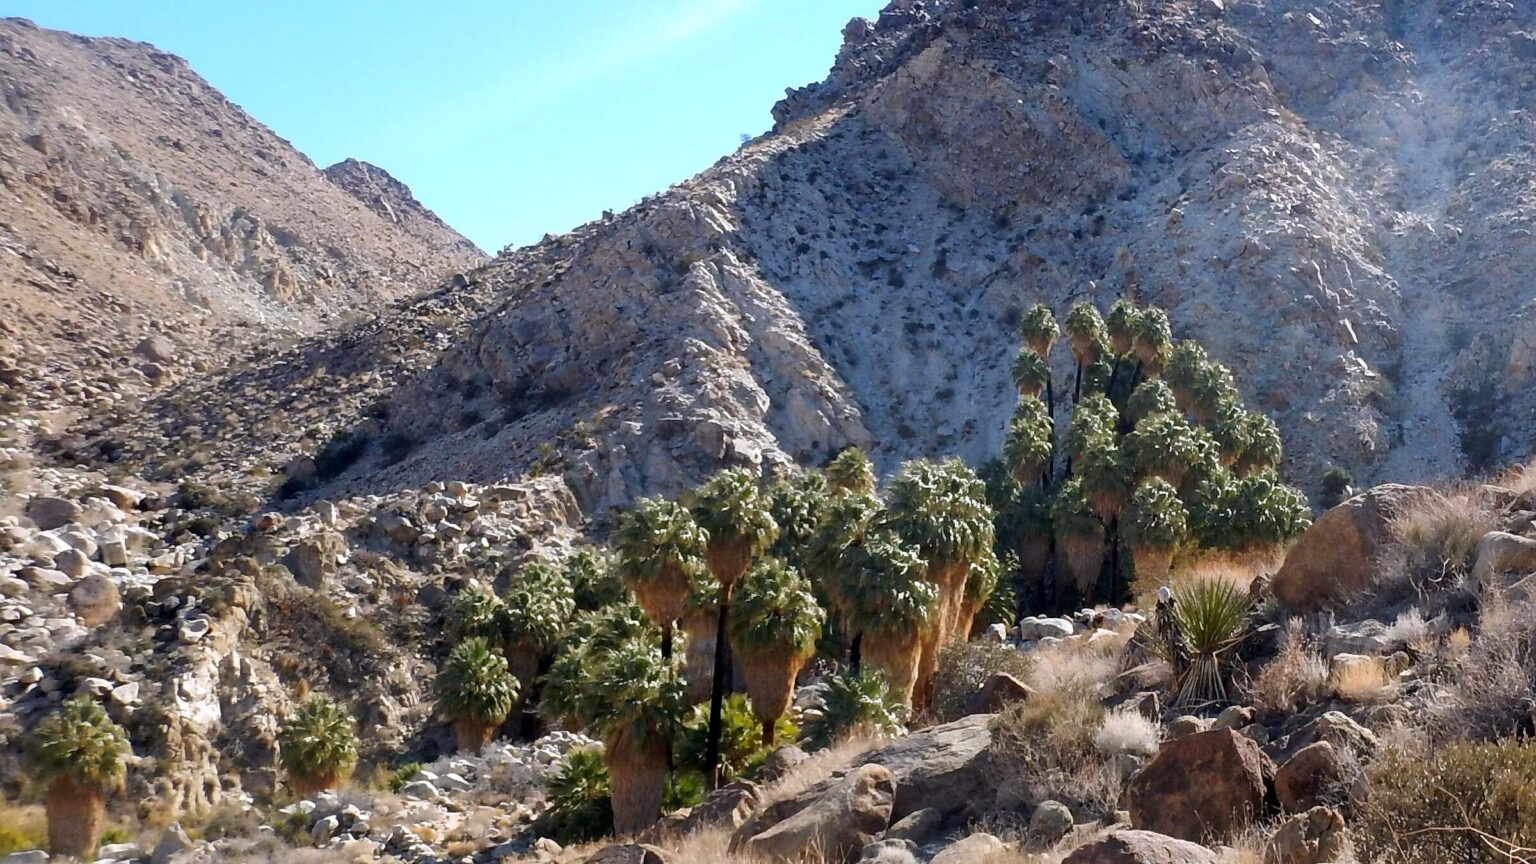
[1079,438,1131,522]
[615,497,707,660]
[1123,411,1205,488]
[449,583,505,643]
[1130,306,1172,376]
[1051,477,1105,604]
[996,482,1052,611]
[1122,480,1189,588]
[801,669,907,751]
[882,459,994,707]
[1003,398,1054,484]
[1207,398,1255,468]
[1010,347,1050,400]
[728,559,824,745]
[690,468,778,786]
[441,636,520,751]
[832,530,936,706]
[826,446,877,496]
[1020,304,1059,356]
[563,547,626,612]
[1127,378,1178,425]
[1235,413,1283,475]
[1163,339,1208,411]
[1106,299,1139,358]
[1189,361,1240,424]
[279,695,358,796]
[499,560,575,699]
[804,491,882,660]
[1063,302,1107,402]
[768,472,830,568]
[957,548,1001,639]
[1066,394,1117,465]
[542,604,684,835]
[25,696,129,860]
[679,568,719,704]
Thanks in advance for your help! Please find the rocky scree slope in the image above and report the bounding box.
[0,17,482,422]
[91,0,1536,527]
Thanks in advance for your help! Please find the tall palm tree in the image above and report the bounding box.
[997,483,1052,612]
[449,583,505,643]
[1063,302,1107,402]
[1163,339,1208,411]
[957,547,1001,639]
[728,559,824,745]
[1122,479,1189,588]
[25,696,129,860]
[883,459,994,707]
[1106,299,1139,358]
[441,636,520,751]
[1235,413,1283,475]
[1123,411,1205,488]
[279,695,358,797]
[804,491,883,662]
[1189,361,1240,425]
[1066,394,1118,465]
[767,472,830,569]
[1127,379,1178,425]
[1010,347,1050,400]
[690,468,778,787]
[563,547,626,612]
[1079,438,1131,523]
[831,530,937,706]
[826,446,877,496]
[543,604,684,835]
[1130,306,1172,377]
[1003,398,1054,484]
[1051,478,1105,605]
[615,497,706,660]
[1019,304,1059,357]
[499,560,575,701]
[1207,398,1255,468]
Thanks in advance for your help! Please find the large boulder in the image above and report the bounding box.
[1470,531,1536,591]
[26,496,82,530]
[1271,485,1437,611]
[741,764,896,864]
[851,713,993,821]
[965,672,1035,715]
[281,531,346,589]
[1273,742,1342,813]
[1062,830,1220,863]
[583,844,673,864]
[1262,806,1351,864]
[69,571,122,627]
[1127,729,1272,842]
[930,832,1007,864]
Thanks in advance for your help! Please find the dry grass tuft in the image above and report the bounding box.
[1428,595,1536,742]
[1093,708,1160,757]
[1329,658,1393,704]
[1374,490,1496,607]
[1244,619,1329,718]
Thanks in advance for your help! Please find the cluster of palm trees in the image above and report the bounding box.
[995,300,1312,609]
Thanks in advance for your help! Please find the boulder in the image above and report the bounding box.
[583,844,673,864]
[1212,705,1255,731]
[1273,742,1341,813]
[1470,531,1536,591]
[136,334,178,363]
[1166,716,1210,739]
[741,764,895,864]
[762,745,810,782]
[282,532,346,589]
[930,832,1007,863]
[1127,729,1272,842]
[965,672,1035,714]
[69,571,122,627]
[674,781,760,834]
[151,822,193,864]
[1062,830,1220,863]
[883,808,944,845]
[1288,711,1378,756]
[26,496,82,530]
[53,547,89,578]
[1271,485,1437,611]
[859,840,918,863]
[851,713,993,821]
[1263,806,1351,864]
[1028,800,1074,845]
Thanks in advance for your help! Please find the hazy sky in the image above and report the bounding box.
[9,1,885,252]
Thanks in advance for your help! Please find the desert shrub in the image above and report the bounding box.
[929,640,1033,722]
[674,695,794,782]
[544,747,612,844]
[990,688,1119,820]
[0,803,46,854]
[801,669,907,751]
[1244,620,1328,718]
[1320,465,1353,508]
[1428,597,1536,742]
[1330,658,1394,704]
[1093,708,1159,757]
[384,762,421,794]
[1374,492,1495,606]
[1355,736,1536,863]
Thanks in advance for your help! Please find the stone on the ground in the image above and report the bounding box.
[1271,484,1437,611]
[965,672,1034,714]
[150,823,192,864]
[741,763,895,864]
[1263,806,1351,864]
[69,571,121,626]
[883,807,943,845]
[930,832,1006,863]
[851,713,993,821]
[1470,530,1536,590]
[761,745,810,782]
[1274,741,1342,812]
[1061,830,1220,863]
[859,839,918,863]
[583,844,673,864]
[26,496,82,530]
[1028,800,1074,845]
[1127,728,1272,842]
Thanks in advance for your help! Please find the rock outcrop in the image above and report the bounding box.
[1127,728,1273,843]
[1271,485,1437,610]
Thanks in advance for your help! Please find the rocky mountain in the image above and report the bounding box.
[0,17,482,418]
[91,0,1536,527]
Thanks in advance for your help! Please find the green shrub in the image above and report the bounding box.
[545,747,613,844]
[675,694,795,781]
[801,669,907,751]
[278,695,357,788]
[385,762,422,794]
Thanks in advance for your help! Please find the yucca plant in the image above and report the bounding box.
[1051,478,1105,603]
[279,695,358,796]
[832,530,938,705]
[615,496,706,660]
[499,560,575,696]
[542,604,684,835]
[1004,399,1054,483]
[25,696,129,860]
[826,446,877,496]
[442,636,520,751]
[1063,302,1108,402]
[1153,579,1252,707]
[1105,299,1140,358]
[728,559,824,745]
[1010,347,1051,400]
[1130,306,1172,374]
[1122,479,1188,585]
[801,669,908,751]
[563,547,626,612]
[1020,304,1059,357]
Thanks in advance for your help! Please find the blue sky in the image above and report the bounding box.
[9,1,884,252]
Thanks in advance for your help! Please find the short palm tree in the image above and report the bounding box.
[615,497,706,660]
[1235,413,1283,475]
[1010,347,1051,400]
[1207,398,1255,468]
[690,468,779,785]
[1066,394,1118,464]
[1106,299,1140,358]
[1051,478,1106,603]
[449,583,505,644]
[542,607,684,835]
[801,669,907,751]
[1228,472,1312,552]
[563,547,626,612]
[441,636,520,751]
[1079,438,1131,522]
[1122,480,1188,586]
[1130,306,1172,374]
[1063,302,1107,401]
[1123,410,1205,487]
[1003,399,1054,483]
[1019,304,1059,356]
[1189,361,1240,424]
[499,560,575,696]
[279,695,358,796]
[25,696,129,860]
[833,530,937,705]
[997,483,1053,610]
[728,559,824,745]
[826,446,877,496]
[957,547,1001,639]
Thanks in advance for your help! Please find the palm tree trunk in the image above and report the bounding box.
[453,717,496,753]
[1059,531,1105,606]
[704,581,734,790]
[863,631,922,707]
[681,611,716,704]
[289,766,346,798]
[607,730,669,835]
[849,630,863,672]
[46,776,104,861]
[661,623,673,662]
[1073,361,1083,403]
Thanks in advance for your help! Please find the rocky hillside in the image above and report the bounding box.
[0,17,482,419]
[86,0,1536,533]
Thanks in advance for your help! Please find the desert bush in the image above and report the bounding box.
[545,747,612,844]
[674,695,794,782]
[991,688,1120,820]
[1093,708,1160,757]
[1428,597,1536,742]
[1374,492,1495,607]
[1355,735,1536,863]
[801,669,907,751]
[279,696,358,795]
[1244,621,1328,718]
[929,640,1033,722]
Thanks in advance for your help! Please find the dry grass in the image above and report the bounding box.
[1094,708,1160,757]
[1374,490,1497,607]
[991,687,1121,822]
[1156,547,1284,603]
[1026,635,1124,700]
[1428,594,1536,742]
[1494,458,1536,495]
[1330,658,1394,704]
[1244,619,1329,718]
